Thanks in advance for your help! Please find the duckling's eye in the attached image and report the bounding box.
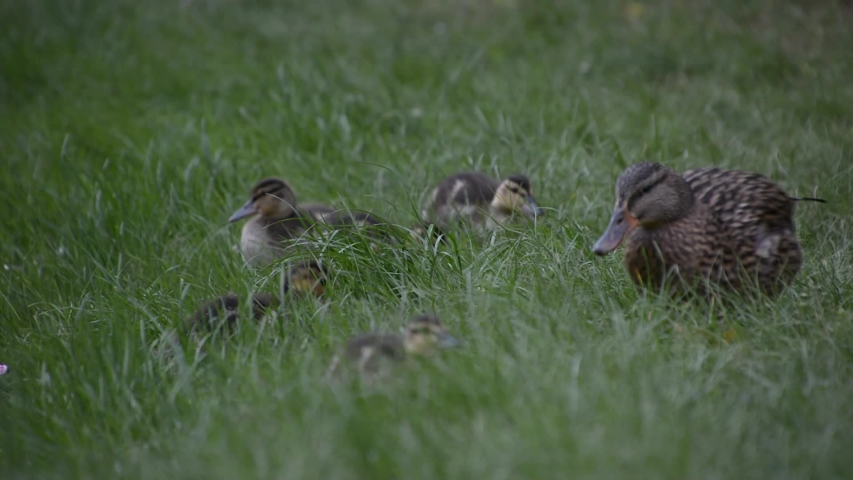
[509,187,520,194]
[639,185,653,195]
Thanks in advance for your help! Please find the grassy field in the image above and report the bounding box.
[2,0,853,477]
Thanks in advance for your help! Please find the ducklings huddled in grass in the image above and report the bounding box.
[177,161,824,381]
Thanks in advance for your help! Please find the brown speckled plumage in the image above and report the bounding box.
[595,162,824,298]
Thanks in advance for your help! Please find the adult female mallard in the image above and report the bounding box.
[593,161,824,298]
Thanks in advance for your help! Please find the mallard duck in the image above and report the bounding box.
[229,178,386,266]
[325,313,461,380]
[419,172,543,235]
[186,260,328,335]
[593,161,825,297]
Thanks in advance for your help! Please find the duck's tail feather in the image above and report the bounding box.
[793,196,827,204]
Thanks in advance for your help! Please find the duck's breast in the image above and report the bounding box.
[625,206,733,295]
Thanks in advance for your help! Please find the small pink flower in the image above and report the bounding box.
[0,364,8,376]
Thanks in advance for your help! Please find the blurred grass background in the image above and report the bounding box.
[1,0,852,478]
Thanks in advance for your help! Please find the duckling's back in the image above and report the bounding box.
[326,333,406,378]
[187,292,278,335]
[344,333,406,363]
[422,172,501,231]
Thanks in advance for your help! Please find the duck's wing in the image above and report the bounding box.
[261,209,329,242]
[422,172,500,230]
[682,167,805,295]
[682,167,797,229]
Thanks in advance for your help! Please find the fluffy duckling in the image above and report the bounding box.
[419,172,544,235]
[229,178,386,266]
[229,178,334,266]
[186,260,328,336]
[326,314,461,380]
[593,161,825,298]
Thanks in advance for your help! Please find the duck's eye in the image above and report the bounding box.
[639,185,653,195]
[509,187,520,194]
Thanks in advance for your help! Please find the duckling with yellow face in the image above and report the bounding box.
[419,172,544,236]
[326,314,461,381]
[229,178,386,266]
[186,260,328,336]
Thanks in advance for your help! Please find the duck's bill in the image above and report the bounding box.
[521,196,544,218]
[228,200,258,223]
[593,207,637,256]
[437,332,462,349]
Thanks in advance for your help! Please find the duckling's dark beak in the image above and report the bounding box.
[228,200,258,223]
[521,196,544,218]
[437,332,462,349]
[593,206,638,255]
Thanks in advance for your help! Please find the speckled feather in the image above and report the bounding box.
[626,202,734,297]
[682,167,804,294]
[625,165,812,297]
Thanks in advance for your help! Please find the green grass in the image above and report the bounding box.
[2,0,853,477]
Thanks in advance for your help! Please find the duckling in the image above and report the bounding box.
[326,313,461,381]
[419,172,544,235]
[228,178,334,266]
[229,178,386,266]
[593,161,825,298]
[186,260,328,336]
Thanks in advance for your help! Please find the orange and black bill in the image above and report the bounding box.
[593,206,638,255]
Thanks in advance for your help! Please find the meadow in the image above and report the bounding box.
[2,0,853,478]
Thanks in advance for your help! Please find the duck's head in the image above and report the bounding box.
[593,162,694,256]
[229,178,298,222]
[492,174,544,219]
[403,314,462,356]
[283,260,329,299]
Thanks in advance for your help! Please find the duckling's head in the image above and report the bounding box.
[229,178,298,223]
[492,174,544,219]
[403,314,461,356]
[283,260,328,299]
[593,161,694,255]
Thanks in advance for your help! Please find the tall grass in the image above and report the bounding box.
[1,0,852,478]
